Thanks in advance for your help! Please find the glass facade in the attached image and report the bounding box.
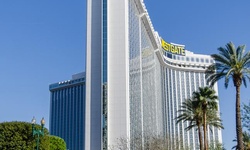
[127,0,222,149]
[49,73,85,150]
[102,0,107,83]
[102,0,108,149]
[128,0,164,149]
[85,0,222,149]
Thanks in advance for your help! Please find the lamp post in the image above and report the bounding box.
[31,117,45,150]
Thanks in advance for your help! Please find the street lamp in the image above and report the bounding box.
[31,117,45,150]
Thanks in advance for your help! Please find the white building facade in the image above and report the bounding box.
[85,0,222,149]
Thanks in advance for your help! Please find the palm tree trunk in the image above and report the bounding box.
[236,85,244,150]
[198,125,203,150]
[203,111,208,150]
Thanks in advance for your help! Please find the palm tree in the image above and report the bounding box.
[206,110,224,133]
[243,132,250,150]
[232,131,250,150]
[206,42,250,150]
[176,98,204,150]
[209,142,226,150]
[193,87,219,150]
[176,96,223,150]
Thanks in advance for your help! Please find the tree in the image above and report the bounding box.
[176,98,203,150]
[242,132,250,150]
[232,131,250,150]
[242,102,250,132]
[193,87,219,150]
[243,132,250,150]
[49,135,66,150]
[209,142,226,150]
[206,42,250,150]
[232,102,250,150]
[0,121,49,150]
[176,87,223,150]
[206,110,224,133]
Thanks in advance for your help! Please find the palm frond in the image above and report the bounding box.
[211,54,231,67]
[217,47,231,60]
[206,42,250,89]
[242,76,247,87]
[236,45,245,61]
[241,52,250,68]
[226,42,236,57]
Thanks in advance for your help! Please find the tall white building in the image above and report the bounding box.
[85,0,222,149]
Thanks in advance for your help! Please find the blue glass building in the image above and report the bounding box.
[49,72,85,150]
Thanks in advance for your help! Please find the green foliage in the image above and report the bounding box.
[193,87,221,150]
[242,102,250,132]
[176,87,223,150]
[240,102,250,149]
[49,135,66,150]
[0,121,49,150]
[209,142,226,150]
[206,42,250,88]
[176,98,204,150]
[206,110,224,131]
[206,42,250,150]
[242,132,250,149]
[232,131,250,150]
[176,98,203,131]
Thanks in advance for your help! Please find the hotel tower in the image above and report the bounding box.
[85,0,222,149]
[50,72,85,150]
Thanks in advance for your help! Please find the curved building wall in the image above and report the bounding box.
[129,0,164,148]
[161,49,222,149]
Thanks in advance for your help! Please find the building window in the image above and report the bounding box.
[201,58,204,63]
[167,53,172,59]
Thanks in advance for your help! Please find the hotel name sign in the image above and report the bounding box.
[161,39,185,56]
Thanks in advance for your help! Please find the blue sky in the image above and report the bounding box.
[0,0,250,149]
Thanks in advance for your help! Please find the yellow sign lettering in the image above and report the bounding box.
[161,39,185,56]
